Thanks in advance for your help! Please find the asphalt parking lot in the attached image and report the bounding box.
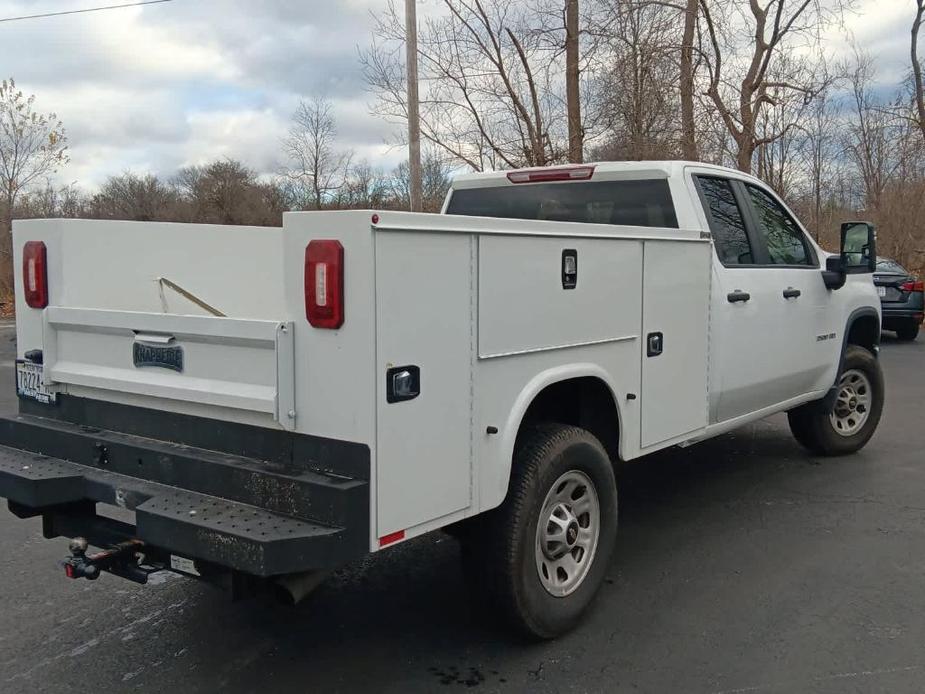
[0,324,922,694]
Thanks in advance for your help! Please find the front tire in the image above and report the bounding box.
[895,321,919,341]
[788,345,884,456]
[463,423,618,639]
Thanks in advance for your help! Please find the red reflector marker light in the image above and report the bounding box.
[23,241,48,309]
[305,240,344,329]
[506,165,595,184]
[379,530,405,547]
[900,280,924,292]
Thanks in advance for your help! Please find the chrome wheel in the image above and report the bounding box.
[534,470,600,597]
[830,368,872,437]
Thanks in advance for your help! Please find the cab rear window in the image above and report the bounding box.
[446,179,678,228]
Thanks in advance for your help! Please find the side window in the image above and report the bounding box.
[696,176,753,265]
[745,185,813,266]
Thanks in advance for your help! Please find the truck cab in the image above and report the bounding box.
[0,161,882,638]
[446,161,880,441]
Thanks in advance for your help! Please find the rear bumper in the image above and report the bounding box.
[881,307,924,323]
[0,399,370,577]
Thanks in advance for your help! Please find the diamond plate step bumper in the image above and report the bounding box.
[0,411,370,577]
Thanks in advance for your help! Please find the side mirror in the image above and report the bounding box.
[840,221,876,274]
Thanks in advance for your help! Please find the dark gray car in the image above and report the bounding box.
[874,258,923,341]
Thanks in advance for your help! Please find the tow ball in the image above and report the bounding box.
[63,537,158,584]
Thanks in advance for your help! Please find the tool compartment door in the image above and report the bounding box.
[640,241,710,448]
[374,231,473,536]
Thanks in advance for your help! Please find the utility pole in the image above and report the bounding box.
[565,0,582,163]
[679,0,699,161]
[405,0,423,211]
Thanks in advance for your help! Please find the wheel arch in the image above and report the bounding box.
[823,307,881,410]
[845,308,880,354]
[485,364,624,513]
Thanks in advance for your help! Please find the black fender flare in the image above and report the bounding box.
[822,307,880,410]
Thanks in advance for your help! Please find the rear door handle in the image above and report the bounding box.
[727,290,751,303]
[782,287,801,299]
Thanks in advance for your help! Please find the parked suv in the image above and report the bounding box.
[874,258,923,341]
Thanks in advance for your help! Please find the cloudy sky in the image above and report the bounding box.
[0,0,917,189]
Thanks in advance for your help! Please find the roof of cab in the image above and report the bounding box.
[449,160,751,190]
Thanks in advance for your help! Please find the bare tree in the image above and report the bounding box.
[0,78,68,288]
[843,50,900,213]
[392,149,453,212]
[283,96,352,210]
[912,0,925,143]
[88,172,178,222]
[698,0,841,172]
[754,94,801,197]
[334,160,392,210]
[592,0,681,161]
[753,51,821,199]
[796,89,841,241]
[176,160,285,226]
[363,0,582,170]
[16,180,83,220]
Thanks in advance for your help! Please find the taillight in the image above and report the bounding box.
[305,240,344,329]
[506,165,595,183]
[23,241,48,309]
[901,280,924,292]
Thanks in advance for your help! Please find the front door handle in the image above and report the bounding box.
[727,290,751,303]
[782,287,801,299]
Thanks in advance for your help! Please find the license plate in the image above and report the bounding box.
[877,286,887,297]
[16,360,56,405]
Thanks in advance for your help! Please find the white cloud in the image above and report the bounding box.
[829,0,917,83]
[184,107,289,172]
[0,0,400,188]
[0,0,917,189]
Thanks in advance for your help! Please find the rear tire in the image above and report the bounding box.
[895,321,919,341]
[788,345,884,456]
[462,423,617,639]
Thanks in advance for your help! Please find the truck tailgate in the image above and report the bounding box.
[40,307,295,428]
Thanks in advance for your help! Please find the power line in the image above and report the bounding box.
[0,0,173,24]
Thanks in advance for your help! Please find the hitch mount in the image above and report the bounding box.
[63,537,162,584]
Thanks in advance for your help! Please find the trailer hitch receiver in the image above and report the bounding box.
[63,537,155,584]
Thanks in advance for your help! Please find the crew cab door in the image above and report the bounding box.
[690,172,834,423]
[735,181,838,398]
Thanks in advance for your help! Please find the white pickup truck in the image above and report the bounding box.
[1,161,882,638]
